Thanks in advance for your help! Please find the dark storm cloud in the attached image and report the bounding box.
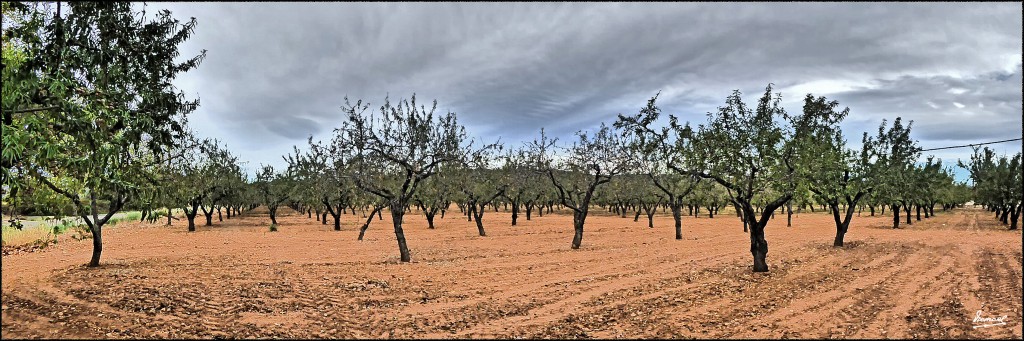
[154,2,1022,176]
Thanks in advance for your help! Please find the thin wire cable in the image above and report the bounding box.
[920,138,1022,152]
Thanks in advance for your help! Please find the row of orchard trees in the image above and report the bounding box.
[262,85,975,272]
[960,147,1023,229]
[1,2,985,272]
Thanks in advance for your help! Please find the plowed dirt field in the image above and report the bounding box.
[2,206,1020,339]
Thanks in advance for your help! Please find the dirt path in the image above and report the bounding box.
[2,206,1020,339]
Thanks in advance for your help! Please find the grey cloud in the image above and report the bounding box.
[153,2,1021,176]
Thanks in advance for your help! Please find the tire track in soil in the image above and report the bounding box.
[399,240,699,316]
[739,248,908,336]
[432,239,770,338]
[501,230,878,338]
[492,244,855,338]
[670,251,859,331]
[1,294,86,339]
[967,248,1023,339]
[832,251,954,339]
[854,248,959,339]
[288,271,368,339]
[699,244,923,339]
[415,231,774,315]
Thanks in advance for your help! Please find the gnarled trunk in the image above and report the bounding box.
[571,211,586,249]
[391,203,411,262]
[88,225,103,267]
[358,205,384,241]
[671,203,683,240]
[474,203,487,236]
[749,222,768,272]
[892,203,900,229]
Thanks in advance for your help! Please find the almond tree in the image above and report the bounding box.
[687,84,843,272]
[254,164,292,225]
[960,148,1022,229]
[867,118,920,229]
[1,2,205,266]
[615,94,701,239]
[500,146,545,225]
[413,171,453,229]
[458,142,507,236]
[795,94,876,246]
[341,95,475,262]
[528,125,633,249]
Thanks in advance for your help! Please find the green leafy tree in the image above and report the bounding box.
[795,94,878,246]
[687,84,843,272]
[615,94,702,239]
[960,148,1022,229]
[866,118,920,229]
[254,164,292,225]
[1,2,205,266]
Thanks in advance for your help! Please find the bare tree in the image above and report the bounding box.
[528,125,632,249]
[341,94,476,262]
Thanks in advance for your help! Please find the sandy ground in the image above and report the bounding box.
[1,205,1020,339]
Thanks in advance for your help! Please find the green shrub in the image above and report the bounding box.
[269,223,278,232]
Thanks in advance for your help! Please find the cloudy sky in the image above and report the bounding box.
[153,2,1022,180]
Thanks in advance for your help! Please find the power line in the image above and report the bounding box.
[920,138,1022,152]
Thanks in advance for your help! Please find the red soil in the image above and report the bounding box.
[1,206,1021,339]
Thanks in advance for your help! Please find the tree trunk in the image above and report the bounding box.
[1009,205,1021,230]
[186,209,198,232]
[391,203,411,262]
[525,203,533,220]
[512,199,520,225]
[916,205,922,221]
[830,203,845,246]
[88,223,103,267]
[571,210,586,249]
[645,204,656,228]
[200,205,213,226]
[904,204,912,225]
[633,207,642,222]
[217,207,223,222]
[786,200,793,227]
[426,212,436,229]
[474,203,487,237]
[749,221,768,272]
[356,204,380,238]
[671,203,682,240]
[892,203,900,229]
[166,207,172,226]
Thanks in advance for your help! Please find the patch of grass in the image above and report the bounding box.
[1,210,150,247]
[269,223,278,232]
